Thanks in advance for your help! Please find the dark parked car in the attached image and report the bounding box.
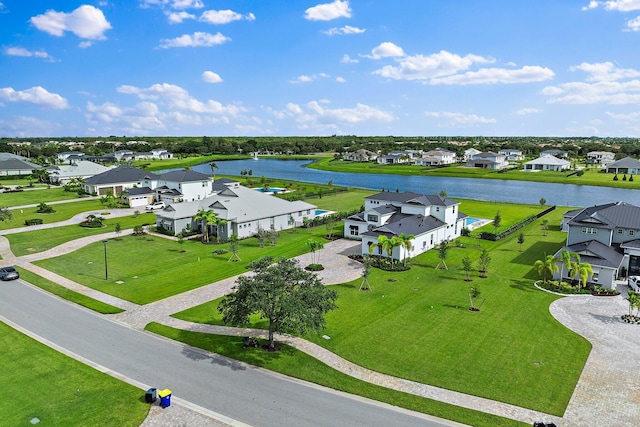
[0,266,19,281]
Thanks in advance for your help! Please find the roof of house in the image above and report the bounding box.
[567,201,640,230]
[366,191,458,207]
[0,158,42,171]
[525,155,570,166]
[212,178,240,191]
[158,169,211,183]
[49,160,113,178]
[83,166,159,185]
[561,240,624,269]
[124,186,154,196]
[474,151,502,158]
[541,149,567,155]
[157,185,316,222]
[605,156,640,169]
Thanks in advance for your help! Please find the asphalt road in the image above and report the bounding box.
[0,280,454,427]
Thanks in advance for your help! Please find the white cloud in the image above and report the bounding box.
[430,65,555,85]
[0,86,69,109]
[424,111,496,126]
[323,25,365,35]
[373,50,492,81]
[86,101,166,133]
[158,31,230,48]
[543,62,640,104]
[516,108,542,115]
[79,41,93,49]
[336,77,346,83]
[289,73,330,83]
[626,15,640,30]
[200,9,255,24]
[570,61,640,81]
[0,116,61,138]
[603,0,640,11]
[117,82,244,116]
[4,47,53,61]
[363,42,405,59]
[167,11,195,23]
[582,1,600,10]
[30,5,112,40]
[341,54,358,63]
[202,71,222,83]
[140,0,204,9]
[606,111,640,121]
[305,0,351,21]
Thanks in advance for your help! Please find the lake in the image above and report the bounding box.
[187,159,640,207]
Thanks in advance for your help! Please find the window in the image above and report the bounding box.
[349,225,359,236]
[367,214,378,222]
[270,217,275,228]
[630,230,636,236]
[618,229,624,235]
[582,227,597,235]
[592,272,599,283]
[436,207,440,212]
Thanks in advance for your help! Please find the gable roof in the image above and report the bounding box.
[362,214,446,238]
[605,156,640,169]
[0,158,42,171]
[568,202,640,230]
[563,240,624,269]
[83,166,159,185]
[525,155,570,166]
[366,191,458,207]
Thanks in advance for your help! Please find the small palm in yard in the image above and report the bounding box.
[541,219,550,236]
[534,254,559,285]
[570,254,593,291]
[517,233,524,252]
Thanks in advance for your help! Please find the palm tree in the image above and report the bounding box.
[397,233,415,266]
[209,162,218,181]
[194,209,217,243]
[626,292,639,316]
[571,255,593,291]
[534,254,559,284]
[370,235,395,266]
[212,216,228,243]
[560,249,572,284]
[541,219,550,236]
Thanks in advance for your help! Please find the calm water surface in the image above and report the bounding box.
[189,159,640,208]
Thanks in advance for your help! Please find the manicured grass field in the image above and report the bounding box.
[6,211,157,256]
[308,188,376,212]
[173,209,590,416]
[147,323,524,427]
[0,199,103,230]
[35,226,332,304]
[1,187,87,207]
[0,322,148,426]
[16,267,124,314]
[310,157,640,189]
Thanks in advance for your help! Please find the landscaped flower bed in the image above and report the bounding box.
[621,314,640,324]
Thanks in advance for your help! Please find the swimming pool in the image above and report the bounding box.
[465,217,481,226]
[255,187,284,194]
[315,209,332,216]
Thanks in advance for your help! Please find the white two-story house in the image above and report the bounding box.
[343,191,466,261]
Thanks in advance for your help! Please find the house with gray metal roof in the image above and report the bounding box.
[556,202,640,288]
[604,157,640,175]
[0,157,42,176]
[344,190,466,261]
[523,155,570,172]
[155,181,316,238]
[48,160,114,185]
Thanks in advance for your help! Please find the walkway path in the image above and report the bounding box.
[1,211,636,426]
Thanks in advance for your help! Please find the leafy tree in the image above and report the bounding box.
[541,219,550,236]
[194,208,217,243]
[359,257,372,291]
[517,233,525,252]
[468,287,481,310]
[325,216,337,240]
[436,240,449,270]
[177,232,185,252]
[228,233,241,262]
[461,255,473,282]
[478,249,491,278]
[115,222,122,238]
[268,228,279,246]
[493,210,502,234]
[534,254,559,284]
[209,162,218,181]
[307,240,324,265]
[218,257,338,350]
[0,207,12,222]
[255,224,269,248]
[539,198,546,208]
[439,190,447,198]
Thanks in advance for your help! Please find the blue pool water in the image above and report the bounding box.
[255,187,284,193]
[315,209,330,216]
[465,217,480,226]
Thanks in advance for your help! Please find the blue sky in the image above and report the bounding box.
[1,1,640,138]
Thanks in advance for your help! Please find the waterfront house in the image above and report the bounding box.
[523,155,570,172]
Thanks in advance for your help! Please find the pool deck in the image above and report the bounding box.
[466,218,492,230]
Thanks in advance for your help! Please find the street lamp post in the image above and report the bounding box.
[102,239,108,280]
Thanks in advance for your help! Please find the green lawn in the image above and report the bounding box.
[147,323,523,427]
[16,267,124,314]
[7,211,157,256]
[34,226,332,304]
[173,209,589,416]
[0,322,148,426]
[2,187,88,207]
[309,157,640,189]
[0,199,103,230]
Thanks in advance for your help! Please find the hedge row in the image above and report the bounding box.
[478,205,556,241]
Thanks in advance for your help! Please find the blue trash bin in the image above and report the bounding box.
[158,389,172,408]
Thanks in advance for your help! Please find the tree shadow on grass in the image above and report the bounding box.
[442,304,467,310]
[509,279,536,293]
[511,241,564,266]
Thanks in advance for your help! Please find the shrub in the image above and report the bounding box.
[24,218,43,226]
[212,249,228,255]
[305,263,324,271]
[36,202,56,214]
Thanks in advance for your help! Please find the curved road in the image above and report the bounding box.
[0,279,455,427]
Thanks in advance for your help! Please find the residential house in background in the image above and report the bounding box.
[82,166,159,200]
[556,202,640,288]
[540,149,568,158]
[604,157,640,175]
[377,150,421,165]
[154,169,213,204]
[463,148,482,162]
[47,161,114,185]
[155,179,316,238]
[498,149,525,161]
[343,191,466,261]
[343,149,378,162]
[523,155,570,172]
[56,151,85,163]
[414,149,457,166]
[0,153,42,176]
[466,151,509,169]
[586,151,616,166]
